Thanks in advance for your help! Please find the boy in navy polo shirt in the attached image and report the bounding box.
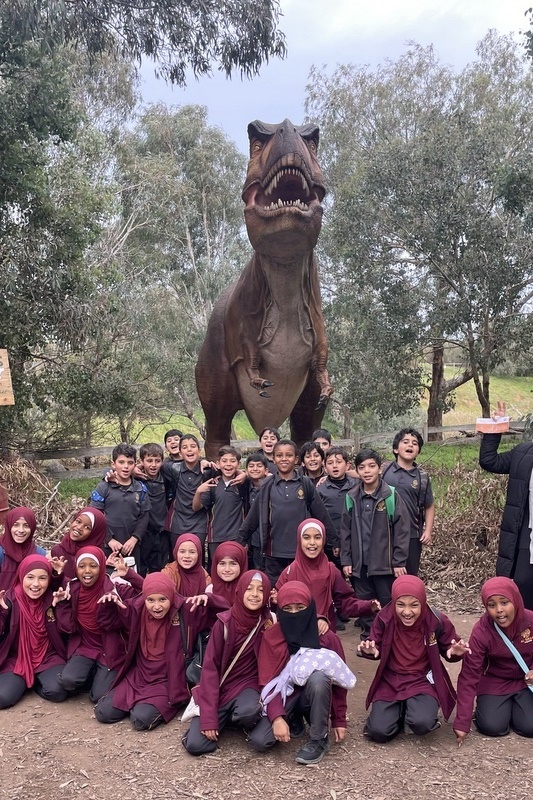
[193,445,249,563]
[244,451,271,569]
[238,439,336,584]
[89,443,151,569]
[166,433,222,557]
[381,428,434,576]
[137,442,169,575]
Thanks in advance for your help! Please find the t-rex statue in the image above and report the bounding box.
[195,118,333,459]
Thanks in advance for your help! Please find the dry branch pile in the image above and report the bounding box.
[420,465,508,611]
[0,458,85,546]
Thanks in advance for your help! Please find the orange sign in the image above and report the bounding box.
[0,349,15,405]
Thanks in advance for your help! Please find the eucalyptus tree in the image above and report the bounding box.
[307,32,533,429]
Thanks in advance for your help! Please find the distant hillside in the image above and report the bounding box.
[425,372,533,426]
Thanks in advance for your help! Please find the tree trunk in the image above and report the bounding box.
[427,344,445,440]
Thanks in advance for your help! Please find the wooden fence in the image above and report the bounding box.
[20,421,527,480]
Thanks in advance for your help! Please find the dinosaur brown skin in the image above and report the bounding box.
[195,119,333,459]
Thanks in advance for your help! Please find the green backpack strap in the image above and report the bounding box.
[384,486,396,521]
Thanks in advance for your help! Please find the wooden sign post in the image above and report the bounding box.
[0,349,15,406]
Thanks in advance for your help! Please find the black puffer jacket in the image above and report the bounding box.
[479,433,533,576]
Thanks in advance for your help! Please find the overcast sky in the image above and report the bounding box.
[141,0,531,153]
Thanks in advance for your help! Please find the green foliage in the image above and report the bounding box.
[3,0,287,84]
[308,33,533,425]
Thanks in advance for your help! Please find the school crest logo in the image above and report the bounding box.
[429,631,437,646]
[376,500,386,512]
[134,492,140,504]
[520,627,533,643]
[171,612,180,626]
[46,608,56,623]
[297,488,305,499]
[412,479,419,489]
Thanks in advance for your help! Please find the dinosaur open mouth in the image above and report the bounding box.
[244,162,325,213]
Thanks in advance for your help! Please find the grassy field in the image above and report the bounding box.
[431,371,533,426]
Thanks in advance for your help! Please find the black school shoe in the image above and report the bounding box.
[295,735,330,765]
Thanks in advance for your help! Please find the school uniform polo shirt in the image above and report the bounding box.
[144,474,167,533]
[90,479,151,544]
[201,479,246,542]
[170,463,216,536]
[382,462,434,539]
[269,472,310,559]
[359,487,381,565]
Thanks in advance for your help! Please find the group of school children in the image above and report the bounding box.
[1,425,533,764]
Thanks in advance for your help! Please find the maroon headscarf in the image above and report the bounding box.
[210,541,248,604]
[280,519,333,617]
[231,569,271,635]
[481,576,525,641]
[0,507,38,591]
[75,546,107,634]
[389,575,428,674]
[13,555,52,687]
[59,507,107,556]
[140,572,175,661]
[164,534,209,597]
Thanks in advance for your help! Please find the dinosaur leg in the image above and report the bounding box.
[289,372,330,449]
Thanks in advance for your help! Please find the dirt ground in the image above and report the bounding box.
[1,613,532,800]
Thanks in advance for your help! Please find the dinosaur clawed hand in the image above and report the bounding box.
[315,392,331,411]
[249,377,274,397]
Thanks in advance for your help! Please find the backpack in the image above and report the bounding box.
[345,485,396,522]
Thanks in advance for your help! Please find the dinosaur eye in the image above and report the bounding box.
[251,140,263,153]
[307,140,318,154]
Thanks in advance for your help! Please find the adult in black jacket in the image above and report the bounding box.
[479,407,533,609]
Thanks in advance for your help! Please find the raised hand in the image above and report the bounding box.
[107,552,128,576]
[97,592,127,609]
[48,555,67,575]
[492,400,507,421]
[446,638,472,659]
[0,590,8,610]
[52,585,70,607]
[185,594,208,611]
[357,639,380,659]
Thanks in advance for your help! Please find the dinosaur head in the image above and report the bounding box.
[242,119,326,259]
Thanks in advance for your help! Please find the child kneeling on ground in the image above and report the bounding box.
[248,580,355,765]
[359,575,470,742]
[182,570,273,755]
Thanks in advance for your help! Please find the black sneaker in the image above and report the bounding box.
[295,735,330,765]
[288,713,306,738]
[335,615,346,632]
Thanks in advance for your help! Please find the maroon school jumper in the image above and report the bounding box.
[0,588,67,677]
[277,563,373,629]
[454,609,533,733]
[364,603,460,720]
[193,609,274,732]
[55,572,141,668]
[258,627,348,728]
[101,592,229,722]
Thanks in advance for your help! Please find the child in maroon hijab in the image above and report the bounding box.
[454,576,533,744]
[359,575,470,742]
[207,541,248,605]
[276,519,380,632]
[182,569,273,755]
[0,555,68,708]
[94,571,229,730]
[50,507,107,579]
[162,533,211,595]
[0,507,45,591]
[249,580,350,765]
[52,546,142,702]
